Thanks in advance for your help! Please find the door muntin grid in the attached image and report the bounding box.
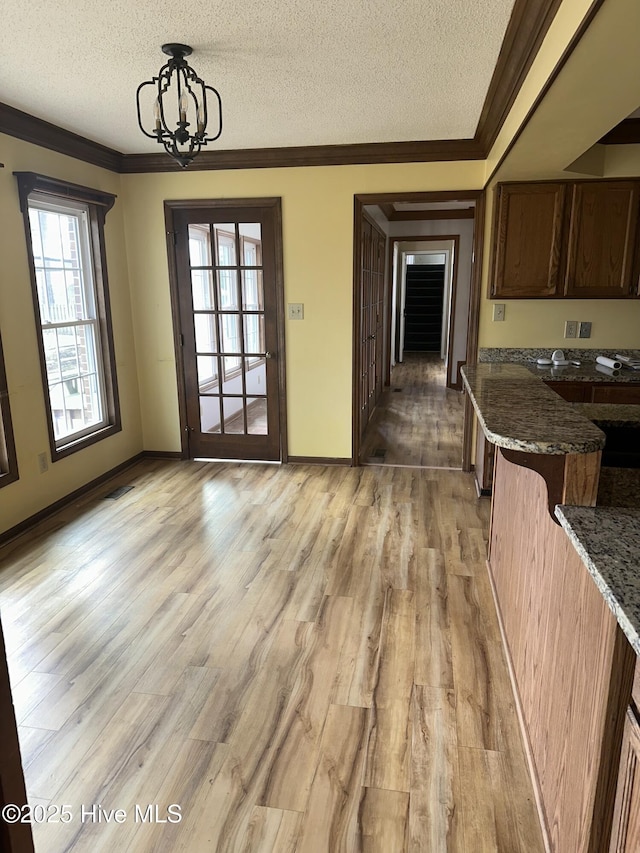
[188,222,267,436]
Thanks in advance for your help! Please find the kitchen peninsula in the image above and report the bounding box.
[462,363,640,853]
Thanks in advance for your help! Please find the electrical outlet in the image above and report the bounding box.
[564,320,578,339]
[578,321,592,339]
[492,303,505,322]
[287,303,304,320]
[38,452,48,473]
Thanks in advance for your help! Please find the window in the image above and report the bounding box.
[0,333,19,488]
[15,173,121,460]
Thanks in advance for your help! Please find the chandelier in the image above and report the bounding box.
[136,43,222,168]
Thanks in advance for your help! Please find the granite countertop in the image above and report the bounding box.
[462,363,605,454]
[572,403,640,428]
[557,489,640,655]
[479,348,640,384]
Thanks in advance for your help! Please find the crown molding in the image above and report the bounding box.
[0,102,123,172]
[474,0,563,153]
[598,118,640,145]
[118,138,484,173]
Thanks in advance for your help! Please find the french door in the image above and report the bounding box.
[359,214,386,437]
[167,199,286,461]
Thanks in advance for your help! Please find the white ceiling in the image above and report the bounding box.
[2,0,517,155]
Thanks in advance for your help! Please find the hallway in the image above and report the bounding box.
[360,353,464,468]
[0,459,543,852]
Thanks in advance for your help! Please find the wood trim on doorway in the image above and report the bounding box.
[387,234,461,390]
[352,191,482,467]
[163,197,288,463]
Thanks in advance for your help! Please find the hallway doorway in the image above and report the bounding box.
[353,192,485,470]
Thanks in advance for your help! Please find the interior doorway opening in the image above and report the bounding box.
[353,193,485,470]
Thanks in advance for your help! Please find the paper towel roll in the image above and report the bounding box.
[596,355,622,370]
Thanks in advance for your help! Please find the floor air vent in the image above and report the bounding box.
[393,388,403,392]
[102,486,134,500]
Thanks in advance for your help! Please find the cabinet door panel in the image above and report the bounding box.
[492,183,566,298]
[544,380,591,402]
[565,182,640,297]
[610,707,640,853]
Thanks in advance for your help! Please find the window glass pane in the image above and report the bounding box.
[243,314,264,356]
[194,313,218,353]
[246,397,268,435]
[214,225,236,266]
[50,372,102,442]
[188,224,212,267]
[191,269,215,310]
[222,397,245,434]
[218,269,238,310]
[42,328,61,383]
[199,395,221,434]
[241,269,263,310]
[197,356,218,391]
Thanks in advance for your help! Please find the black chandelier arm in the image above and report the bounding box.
[202,85,223,142]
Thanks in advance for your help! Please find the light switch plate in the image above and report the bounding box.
[578,321,592,339]
[288,303,304,320]
[493,303,505,322]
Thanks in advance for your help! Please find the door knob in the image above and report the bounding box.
[265,351,273,359]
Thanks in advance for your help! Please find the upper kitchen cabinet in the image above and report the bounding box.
[564,181,640,298]
[490,180,640,299]
[491,182,566,298]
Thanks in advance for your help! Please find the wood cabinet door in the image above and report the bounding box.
[610,707,640,853]
[491,182,567,298]
[544,380,591,402]
[564,182,640,298]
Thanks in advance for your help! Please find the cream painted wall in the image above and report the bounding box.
[0,134,142,535]
[120,161,484,459]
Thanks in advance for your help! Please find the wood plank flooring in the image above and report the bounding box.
[360,353,464,469]
[0,460,544,852]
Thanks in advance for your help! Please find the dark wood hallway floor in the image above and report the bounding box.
[360,354,464,469]
[0,459,543,852]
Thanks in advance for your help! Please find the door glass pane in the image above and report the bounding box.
[243,315,265,356]
[218,269,239,310]
[199,395,221,433]
[188,225,212,267]
[242,269,263,309]
[191,269,215,310]
[239,224,262,267]
[223,397,245,434]
[246,397,268,435]
[245,358,266,393]
[220,313,241,355]
[214,225,236,266]
[194,313,217,353]
[197,356,218,391]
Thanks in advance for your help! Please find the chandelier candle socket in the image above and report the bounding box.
[136,43,222,167]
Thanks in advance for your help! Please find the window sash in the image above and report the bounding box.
[15,171,120,461]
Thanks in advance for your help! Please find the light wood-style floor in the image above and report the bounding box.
[0,459,544,852]
[360,353,464,469]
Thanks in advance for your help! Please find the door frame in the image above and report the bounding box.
[389,235,460,387]
[352,190,485,470]
[164,197,288,461]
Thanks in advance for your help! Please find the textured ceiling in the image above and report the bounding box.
[2,0,516,155]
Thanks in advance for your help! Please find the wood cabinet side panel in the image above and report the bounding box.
[489,449,628,852]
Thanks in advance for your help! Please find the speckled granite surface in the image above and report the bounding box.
[573,403,640,427]
[556,503,640,655]
[462,363,605,454]
[478,348,640,383]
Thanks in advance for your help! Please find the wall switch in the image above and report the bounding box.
[492,303,505,322]
[38,452,48,473]
[578,321,592,339]
[288,303,304,320]
[564,320,578,338]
